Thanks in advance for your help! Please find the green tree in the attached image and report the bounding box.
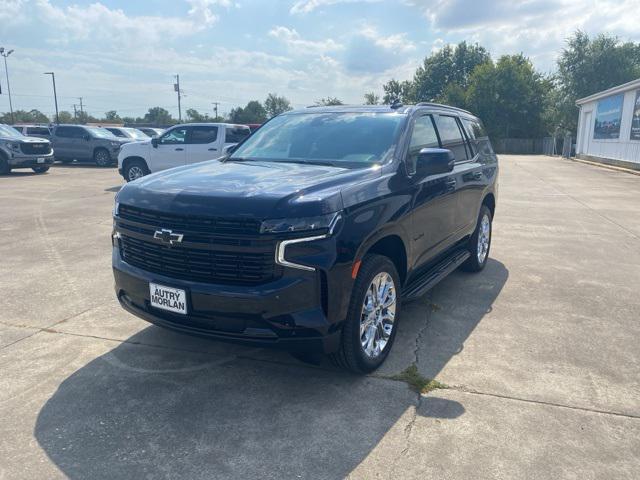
[143,107,175,126]
[315,97,343,106]
[382,79,414,104]
[104,110,122,123]
[550,31,640,133]
[185,108,210,122]
[466,54,549,139]
[264,93,292,118]
[0,109,50,124]
[57,111,74,123]
[363,92,380,105]
[412,41,490,102]
[228,100,267,123]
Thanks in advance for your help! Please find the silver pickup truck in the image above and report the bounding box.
[0,124,54,174]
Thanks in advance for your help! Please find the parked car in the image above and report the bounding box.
[112,103,498,373]
[104,127,149,141]
[12,124,52,140]
[137,127,165,137]
[0,123,54,174]
[117,123,251,182]
[245,123,262,133]
[49,124,132,167]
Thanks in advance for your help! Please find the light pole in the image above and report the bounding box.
[174,74,181,122]
[0,47,15,124]
[43,72,59,124]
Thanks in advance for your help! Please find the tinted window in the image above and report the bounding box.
[407,115,439,171]
[27,127,50,136]
[189,126,218,144]
[107,128,126,137]
[56,126,85,138]
[435,115,469,161]
[231,113,405,165]
[160,127,187,145]
[225,126,250,143]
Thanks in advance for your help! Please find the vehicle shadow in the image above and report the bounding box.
[34,260,507,479]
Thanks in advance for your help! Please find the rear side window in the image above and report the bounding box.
[225,126,250,143]
[435,115,469,162]
[107,128,126,138]
[55,126,84,138]
[189,126,218,144]
[27,127,50,136]
[407,115,439,171]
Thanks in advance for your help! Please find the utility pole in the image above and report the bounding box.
[174,75,181,122]
[44,72,59,124]
[78,97,84,115]
[73,104,78,122]
[212,101,219,119]
[0,47,15,124]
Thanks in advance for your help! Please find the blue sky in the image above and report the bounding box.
[0,0,637,119]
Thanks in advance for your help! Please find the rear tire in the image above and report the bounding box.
[330,254,401,373]
[0,155,10,175]
[461,205,492,272]
[32,166,50,174]
[93,148,111,167]
[123,159,149,182]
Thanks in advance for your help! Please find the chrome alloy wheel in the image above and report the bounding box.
[477,213,491,264]
[95,150,110,167]
[360,272,397,358]
[127,165,145,181]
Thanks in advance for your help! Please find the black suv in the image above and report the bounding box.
[112,104,498,373]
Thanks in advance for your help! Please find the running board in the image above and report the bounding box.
[402,250,470,300]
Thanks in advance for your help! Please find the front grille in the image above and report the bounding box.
[20,142,52,155]
[117,205,279,286]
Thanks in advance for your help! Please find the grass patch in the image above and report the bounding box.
[390,364,447,394]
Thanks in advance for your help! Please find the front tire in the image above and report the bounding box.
[93,148,111,167]
[331,254,401,373]
[461,205,492,272]
[32,166,50,174]
[0,155,10,175]
[123,159,149,182]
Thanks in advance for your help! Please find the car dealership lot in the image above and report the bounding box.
[1,156,639,479]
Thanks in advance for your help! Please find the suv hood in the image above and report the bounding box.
[0,136,50,144]
[117,159,381,218]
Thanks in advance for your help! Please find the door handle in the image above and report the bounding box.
[208,148,218,151]
[175,148,184,151]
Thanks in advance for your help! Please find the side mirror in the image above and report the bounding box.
[223,144,238,155]
[415,148,455,176]
[151,137,158,148]
[83,134,91,141]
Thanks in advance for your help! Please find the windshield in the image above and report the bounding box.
[86,127,117,139]
[124,128,148,139]
[230,112,406,166]
[0,124,23,139]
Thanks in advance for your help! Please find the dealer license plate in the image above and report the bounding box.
[37,157,45,164]
[149,283,187,314]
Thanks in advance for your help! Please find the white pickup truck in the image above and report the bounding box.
[117,123,251,182]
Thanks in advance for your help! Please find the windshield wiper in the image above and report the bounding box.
[270,159,337,167]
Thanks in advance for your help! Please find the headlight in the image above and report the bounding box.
[7,142,21,151]
[260,212,341,234]
[110,141,121,147]
[112,200,119,217]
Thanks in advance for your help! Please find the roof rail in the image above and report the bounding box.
[416,102,472,115]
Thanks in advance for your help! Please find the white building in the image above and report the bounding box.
[576,78,640,170]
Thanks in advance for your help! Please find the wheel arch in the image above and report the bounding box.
[121,155,149,171]
[482,192,496,218]
[357,232,408,286]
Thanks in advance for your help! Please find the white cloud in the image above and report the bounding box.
[186,0,233,25]
[290,0,381,14]
[268,26,343,54]
[406,0,640,71]
[32,0,225,47]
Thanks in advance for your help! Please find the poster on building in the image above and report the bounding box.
[593,94,624,139]
[631,90,640,140]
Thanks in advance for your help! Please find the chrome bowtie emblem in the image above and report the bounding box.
[153,228,184,245]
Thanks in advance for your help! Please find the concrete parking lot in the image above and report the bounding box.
[1,155,639,479]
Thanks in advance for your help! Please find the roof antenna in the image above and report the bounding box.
[390,99,403,109]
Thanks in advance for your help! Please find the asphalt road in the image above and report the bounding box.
[1,156,639,479]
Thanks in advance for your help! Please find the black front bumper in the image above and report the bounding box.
[113,249,342,354]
